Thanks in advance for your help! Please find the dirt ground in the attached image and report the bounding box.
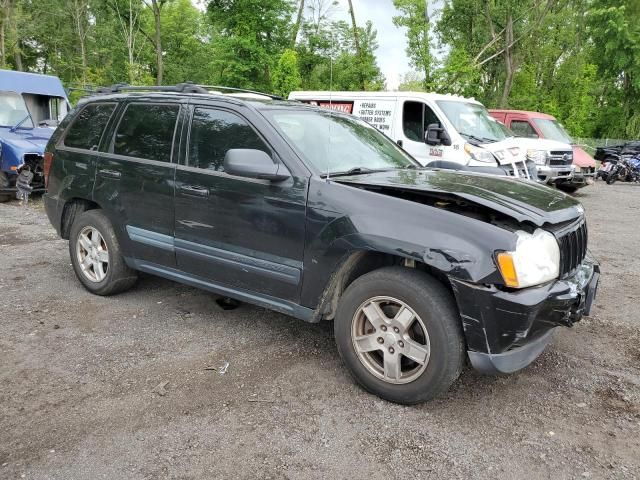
[0,181,639,480]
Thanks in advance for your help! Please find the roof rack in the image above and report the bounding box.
[92,82,283,100]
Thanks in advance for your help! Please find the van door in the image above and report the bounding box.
[396,99,449,166]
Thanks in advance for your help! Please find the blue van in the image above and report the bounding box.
[0,69,70,201]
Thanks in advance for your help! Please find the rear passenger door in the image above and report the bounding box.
[94,100,182,268]
[173,104,307,301]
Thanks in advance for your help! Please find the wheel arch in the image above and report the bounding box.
[60,198,101,239]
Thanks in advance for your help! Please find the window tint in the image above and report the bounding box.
[188,108,269,171]
[113,104,179,162]
[64,103,116,150]
[510,120,538,138]
[402,101,440,142]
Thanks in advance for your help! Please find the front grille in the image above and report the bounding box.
[557,219,588,276]
[548,151,573,166]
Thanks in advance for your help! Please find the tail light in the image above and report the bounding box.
[43,152,54,188]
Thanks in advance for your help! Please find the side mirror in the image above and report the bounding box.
[224,149,290,182]
[425,123,452,147]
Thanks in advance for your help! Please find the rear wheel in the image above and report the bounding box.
[0,172,11,202]
[334,266,465,404]
[69,210,137,295]
[606,167,619,184]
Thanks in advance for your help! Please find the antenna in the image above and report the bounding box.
[326,31,334,183]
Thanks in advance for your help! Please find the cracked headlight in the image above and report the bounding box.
[526,149,548,166]
[496,229,560,288]
[464,143,495,163]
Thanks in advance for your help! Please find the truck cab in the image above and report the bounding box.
[490,109,595,192]
[0,69,70,201]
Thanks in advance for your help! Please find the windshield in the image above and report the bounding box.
[436,100,507,143]
[533,118,573,143]
[0,91,33,128]
[264,109,417,175]
[496,121,515,138]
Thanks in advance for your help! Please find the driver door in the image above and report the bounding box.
[397,100,446,166]
[173,104,308,301]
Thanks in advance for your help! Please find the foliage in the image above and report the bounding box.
[272,49,302,97]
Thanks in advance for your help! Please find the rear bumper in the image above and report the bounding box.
[43,193,63,236]
[451,256,599,374]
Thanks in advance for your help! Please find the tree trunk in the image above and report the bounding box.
[151,0,163,85]
[347,0,365,89]
[72,0,88,85]
[0,16,5,68]
[291,0,304,48]
[500,13,514,107]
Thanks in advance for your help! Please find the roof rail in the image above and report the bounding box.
[90,82,283,99]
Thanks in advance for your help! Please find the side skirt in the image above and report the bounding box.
[125,258,316,323]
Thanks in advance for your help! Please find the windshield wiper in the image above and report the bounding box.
[9,114,31,132]
[326,167,374,177]
[460,132,497,145]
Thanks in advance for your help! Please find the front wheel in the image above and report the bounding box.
[606,167,619,184]
[334,267,465,404]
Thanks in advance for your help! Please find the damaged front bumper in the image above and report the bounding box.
[450,256,599,374]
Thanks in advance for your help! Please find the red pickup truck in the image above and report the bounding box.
[489,110,595,192]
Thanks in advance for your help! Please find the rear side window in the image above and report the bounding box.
[113,104,179,162]
[64,103,116,150]
[188,108,269,171]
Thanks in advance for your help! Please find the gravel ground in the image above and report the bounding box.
[1,182,639,480]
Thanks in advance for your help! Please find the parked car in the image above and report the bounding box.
[43,84,599,404]
[489,109,595,192]
[289,91,537,179]
[0,69,70,201]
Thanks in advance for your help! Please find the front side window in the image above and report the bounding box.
[264,109,417,175]
[188,108,269,171]
[0,91,33,128]
[402,101,440,142]
[510,120,538,138]
[64,103,116,150]
[113,104,179,162]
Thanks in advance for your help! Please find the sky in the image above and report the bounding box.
[331,0,411,90]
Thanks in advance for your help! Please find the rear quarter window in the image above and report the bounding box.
[112,103,180,162]
[63,103,117,150]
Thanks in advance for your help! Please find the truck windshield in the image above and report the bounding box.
[533,118,574,144]
[0,91,33,128]
[264,109,418,175]
[436,100,507,143]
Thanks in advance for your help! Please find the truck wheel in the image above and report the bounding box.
[334,266,464,404]
[0,172,11,202]
[69,209,137,296]
[557,184,578,193]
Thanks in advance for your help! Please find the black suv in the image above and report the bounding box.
[43,84,599,404]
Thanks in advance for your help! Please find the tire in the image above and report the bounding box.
[557,184,578,194]
[0,172,11,203]
[334,266,465,404]
[68,209,137,295]
[606,170,618,184]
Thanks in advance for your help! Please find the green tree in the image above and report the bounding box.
[272,48,302,97]
[393,0,435,89]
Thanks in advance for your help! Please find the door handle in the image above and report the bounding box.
[179,185,209,197]
[98,169,121,179]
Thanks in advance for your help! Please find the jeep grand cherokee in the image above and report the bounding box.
[42,84,599,404]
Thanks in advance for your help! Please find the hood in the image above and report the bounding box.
[334,169,583,227]
[572,145,596,168]
[0,126,52,152]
